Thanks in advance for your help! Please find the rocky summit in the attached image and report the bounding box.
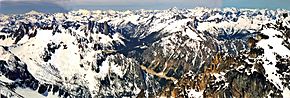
[1,7,290,98]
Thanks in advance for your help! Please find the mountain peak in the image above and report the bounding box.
[25,10,43,15]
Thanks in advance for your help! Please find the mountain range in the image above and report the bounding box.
[0,7,290,97]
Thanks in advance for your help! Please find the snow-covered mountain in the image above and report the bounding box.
[1,7,290,97]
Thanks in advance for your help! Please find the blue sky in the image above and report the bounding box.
[0,0,290,14]
[223,0,290,10]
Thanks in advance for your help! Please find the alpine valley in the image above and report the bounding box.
[1,7,290,98]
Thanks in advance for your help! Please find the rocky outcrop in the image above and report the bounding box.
[156,21,290,97]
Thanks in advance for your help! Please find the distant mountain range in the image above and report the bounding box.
[0,1,68,14]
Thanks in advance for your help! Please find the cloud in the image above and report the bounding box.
[0,0,222,8]
[0,0,223,14]
[0,0,68,14]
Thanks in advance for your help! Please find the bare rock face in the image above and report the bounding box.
[157,22,290,98]
[1,8,290,97]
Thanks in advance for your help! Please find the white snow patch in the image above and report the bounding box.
[112,32,125,45]
[207,13,223,21]
[99,57,125,79]
[282,87,290,98]
[256,29,290,90]
[9,30,78,83]
[15,87,59,98]
[110,63,123,78]
[187,89,204,98]
[212,72,226,82]
[96,33,125,47]
[124,15,140,25]
[183,28,201,40]
[164,19,192,33]
[0,75,14,83]
[99,58,110,79]
[0,47,11,61]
